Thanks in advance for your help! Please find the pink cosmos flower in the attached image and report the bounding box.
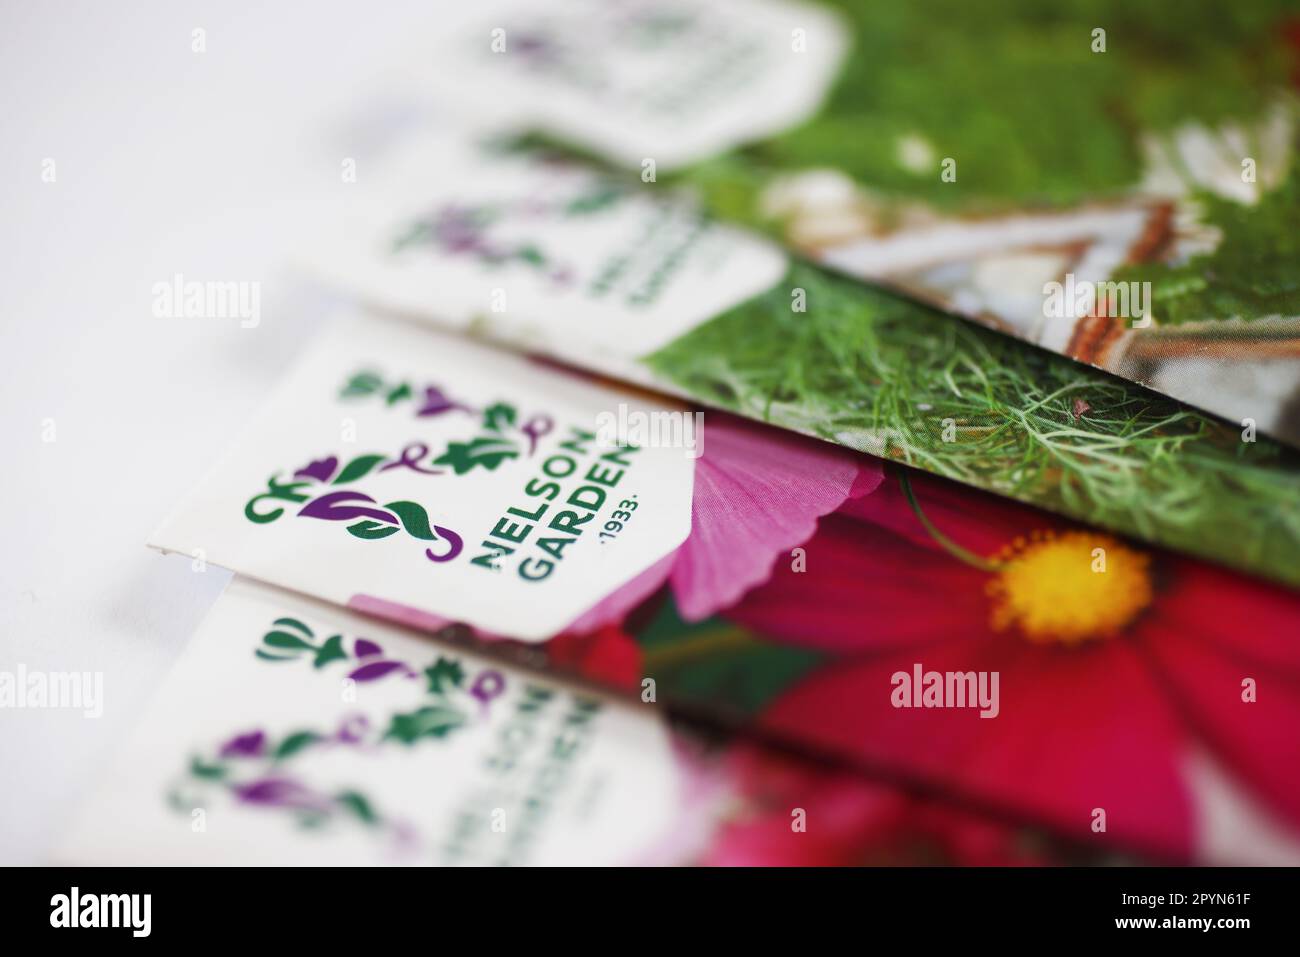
[722,468,1300,862]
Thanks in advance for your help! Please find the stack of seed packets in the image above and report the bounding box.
[57,578,1102,867]
[65,0,1300,866]
[54,315,1070,866]
[412,0,1300,448]
[301,126,1300,592]
[58,310,1293,865]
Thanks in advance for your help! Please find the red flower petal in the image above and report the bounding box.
[842,467,1065,559]
[546,626,643,692]
[725,510,988,654]
[1152,560,1300,680]
[1140,569,1300,834]
[761,636,1194,860]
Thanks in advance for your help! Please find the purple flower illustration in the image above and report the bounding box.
[333,714,371,744]
[348,660,416,682]
[233,777,330,813]
[220,730,267,759]
[417,385,474,418]
[294,456,338,483]
[298,490,397,524]
[347,637,417,682]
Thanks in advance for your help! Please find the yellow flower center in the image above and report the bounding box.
[986,531,1153,645]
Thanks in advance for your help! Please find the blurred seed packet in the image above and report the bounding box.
[410,0,1300,448]
[58,577,1089,866]
[149,314,699,641]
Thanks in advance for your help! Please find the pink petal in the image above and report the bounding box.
[671,414,881,621]
[563,413,880,634]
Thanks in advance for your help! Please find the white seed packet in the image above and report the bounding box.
[55,577,714,866]
[301,132,787,383]
[407,0,848,171]
[148,314,695,641]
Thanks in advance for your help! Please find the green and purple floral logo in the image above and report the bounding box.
[241,371,556,564]
[168,616,507,851]
[388,172,627,287]
[243,447,464,562]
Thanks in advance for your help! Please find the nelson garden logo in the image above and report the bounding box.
[388,161,629,287]
[168,615,510,849]
[242,370,555,566]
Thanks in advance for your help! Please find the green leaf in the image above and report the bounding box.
[432,437,519,474]
[516,246,545,267]
[346,519,401,540]
[385,501,436,541]
[312,634,348,669]
[482,402,517,432]
[273,731,321,762]
[383,704,466,744]
[424,657,466,694]
[190,756,227,780]
[336,790,379,825]
[333,454,387,485]
[340,371,383,398]
[263,630,314,651]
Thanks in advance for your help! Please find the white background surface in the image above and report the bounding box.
[0,0,483,865]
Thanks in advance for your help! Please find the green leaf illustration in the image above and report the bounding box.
[333,454,388,485]
[263,630,315,652]
[433,436,519,474]
[424,657,465,694]
[273,731,321,762]
[384,501,437,541]
[516,245,545,268]
[384,704,466,744]
[482,402,517,432]
[346,519,401,540]
[272,617,313,634]
[340,371,383,398]
[336,791,379,826]
[190,756,227,780]
[312,634,348,669]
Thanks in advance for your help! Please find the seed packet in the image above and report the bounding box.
[57,577,1084,866]
[410,0,1300,447]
